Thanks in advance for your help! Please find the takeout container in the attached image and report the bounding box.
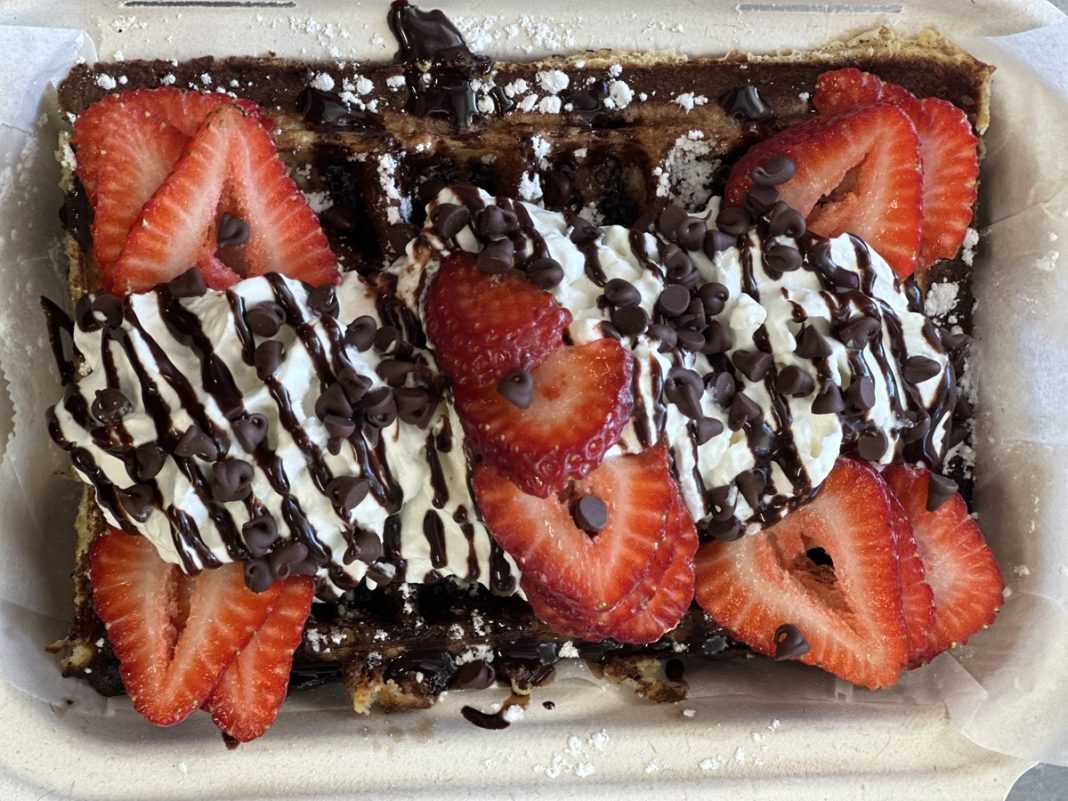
[1,1,1066,798]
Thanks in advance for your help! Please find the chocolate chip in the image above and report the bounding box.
[926,473,958,512]
[657,204,688,240]
[766,200,806,238]
[812,381,845,414]
[647,323,677,352]
[373,324,399,353]
[604,278,641,308]
[243,558,273,592]
[903,355,942,384]
[694,416,724,444]
[254,340,285,380]
[716,206,751,236]
[245,302,285,337]
[167,269,207,299]
[940,330,972,359]
[346,527,383,565]
[360,387,397,428]
[666,367,704,420]
[323,413,356,440]
[676,218,708,252]
[526,257,564,289]
[568,215,600,244]
[327,475,370,511]
[419,178,448,203]
[708,371,737,406]
[243,513,278,557]
[775,365,815,397]
[701,516,744,542]
[453,660,497,690]
[857,428,888,461]
[174,424,219,460]
[212,458,254,503]
[675,327,706,352]
[307,284,339,317]
[496,369,533,409]
[728,392,762,430]
[91,387,132,423]
[744,184,779,217]
[387,222,418,253]
[696,282,729,316]
[657,284,691,317]
[732,350,773,382]
[701,320,733,355]
[751,156,796,187]
[476,239,515,275]
[315,382,353,420]
[395,387,437,428]
[706,485,737,521]
[795,325,832,359]
[377,358,416,387]
[720,84,774,122]
[843,375,876,412]
[571,494,608,534]
[477,205,519,237]
[773,624,810,660]
[341,317,376,353]
[901,410,931,444]
[118,483,154,522]
[321,203,360,233]
[837,316,881,350]
[130,443,166,481]
[736,469,766,509]
[703,229,736,258]
[430,203,471,238]
[233,413,269,452]
[765,242,802,272]
[663,245,696,285]
[216,212,249,247]
[611,305,648,336]
[269,540,310,581]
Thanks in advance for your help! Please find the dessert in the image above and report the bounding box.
[44,1,1004,740]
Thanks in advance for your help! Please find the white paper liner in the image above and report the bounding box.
[0,2,1066,792]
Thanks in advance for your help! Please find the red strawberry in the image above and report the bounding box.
[694,458,908,689]
[204,575,314,742]
[812,69,978,269]
[455,338,633,496]
[724,103,923,278]
[423,252,573,386]
[888,492,937,666]
[883,463,1004,665]
[90,528,279,726]
[474,447,674,617]
[102,102,337,293]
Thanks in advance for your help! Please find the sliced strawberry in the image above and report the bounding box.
[423,252,573,386]
[883,463,1004,665]
[108,102,338,293]
[90,528,279,726]
[888,491,936,666]
[694,458,907,689]
[725,104,923,278]
[203,575,314,742]
[455,338,633,496]
[811,67,884,115]
[474,447,674,616]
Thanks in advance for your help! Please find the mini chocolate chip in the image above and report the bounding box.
[736,469,766,509]
[675,327,706,352]
[233,413,269,451]
[92,387,132,423]
[323,413,356,440]
[269,541,310,581]
[697,282,729,316]
[751,156,796,187]
[118,483,154,522]
[373,324,399,353]
[307,284,339,317]
[453,660,497,690]
[926,473,958,512]
[857,428,889,461]
[166,269,207,299]
[733,350,773,382]
[327,476,370,511]
[838,316,881,350]
[419,178,447,202]
[716,206,751,236]
[476,239,515,275]
[604,277,641,308]
[245,302,285,337]
[901,410,931,444]
[316,382,353,420]
[430,203,471,238]
[254,340,285,380]
[701,320,733,355]
[130,443,166,481]
[387,222,418,253]
[657,284,691,317]
[216,212,249,247]
[568,215,600,244]
[647,323,677,352]
[695,416,724,444]
[337,367,372,405]
[527,257,565,289]
[812,381,845,414]
[706,485,737,521]
[795,325,833,359]
[903,355,942,384]
[708,371,737,406]
[775,365,815,397]
[676,218,708,252]
[720,84,774,121]
[744,184,779,217]
[477,205,519,237]
[728,392,762,430]
[243,513,278,557]
[321,203,360,233]
[843,376,876,412]
[497,369,534,409]
[244,558,274,593]
[666,367,704,420]
[703,229,736,258]
[663,245,696,284]
[765,242,802,272]
[940,330,972,359]
[347,527,383,565]
[773,624,810,660]
[571,494,608,534]
[675,298,706,330]
[657,204,688,240]
[174,424,219,460]
[766,200,806,238]
[345,316,378,351]
[360,387,397,428]
[395,387,437,428]
[377,358,416,387]
[611,305,649,336]
[702,516,744,542]
[212,459,254,502]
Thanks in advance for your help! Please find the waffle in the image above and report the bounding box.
[48,10,992,715]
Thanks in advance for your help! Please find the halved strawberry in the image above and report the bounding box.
[812,68,978,269]
[694,458,908,689]
[455,338,633,496]
[474,447,674,616]
[423,252,573,386]
[204,575,314,742]
[89,528,279,726]
[888,491,937,667]
[724,103,923,278]
[883,463,1004,665]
